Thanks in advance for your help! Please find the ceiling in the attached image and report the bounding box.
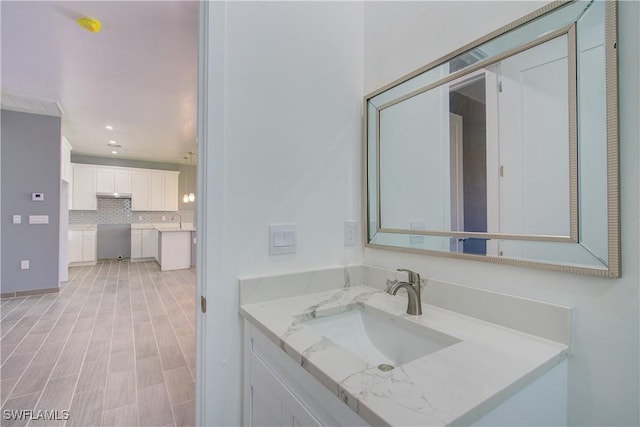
[1,1,198,164]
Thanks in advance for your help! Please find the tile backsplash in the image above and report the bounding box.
[69,198,194,225]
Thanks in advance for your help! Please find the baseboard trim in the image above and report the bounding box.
[1,286,59,300]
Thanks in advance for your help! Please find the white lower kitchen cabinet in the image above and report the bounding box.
[244,321,369,427]
[68,229,97,266]
[142,229,158,260]
[131,230,143,259]
[131,228,158,261]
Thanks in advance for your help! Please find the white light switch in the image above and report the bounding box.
[21,260,29,269]
[13,215,21,224]
[269,224,296,255]
[29,215,49,224]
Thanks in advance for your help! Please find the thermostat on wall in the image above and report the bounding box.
[32,193,44,201]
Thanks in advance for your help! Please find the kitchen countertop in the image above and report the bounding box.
[131,223,195,231]
[69,223,97,231]
[240,285,568,426]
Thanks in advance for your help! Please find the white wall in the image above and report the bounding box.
[201,2,364,425]
[364,2,639,426]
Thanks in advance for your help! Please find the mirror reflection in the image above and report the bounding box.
[365,0,619,276]
[379,34,573,253]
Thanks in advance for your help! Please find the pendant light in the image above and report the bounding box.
[188,152,195,202]
[182,156,190,203]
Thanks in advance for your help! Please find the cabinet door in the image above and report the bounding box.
[96,168,115,194]
[250,353,322,427]
[115,170,132,194]
[131,230,142,259]
[72,165,97,210]
[61,137,72,183]
[142,229,158,258]
[131,171,151,211]
[150,171,165,211]
[68,230,83,263]
[82,230,97,262]
[164,172,179,211]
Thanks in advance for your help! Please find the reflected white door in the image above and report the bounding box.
[497,35,570,255]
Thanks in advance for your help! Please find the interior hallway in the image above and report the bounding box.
[0,261,195,426]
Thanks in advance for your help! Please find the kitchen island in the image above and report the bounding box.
[157,228,192,271]
[131,223,194,270]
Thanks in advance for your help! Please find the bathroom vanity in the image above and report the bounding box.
[240,266,571,426]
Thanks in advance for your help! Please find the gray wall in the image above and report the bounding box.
[1,109,61,293]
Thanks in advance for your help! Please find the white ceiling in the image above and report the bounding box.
[1,1,198,164]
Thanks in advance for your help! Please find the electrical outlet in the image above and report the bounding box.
[162,216,166,221]
[344,220,357,246]
[21,260,29,270]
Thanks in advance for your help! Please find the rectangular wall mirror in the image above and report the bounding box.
[364,0,619,277]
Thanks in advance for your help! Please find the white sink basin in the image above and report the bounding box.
[304,308,460,368]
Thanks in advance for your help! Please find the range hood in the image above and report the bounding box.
[96,192,132,199]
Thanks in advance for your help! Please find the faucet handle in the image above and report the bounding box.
[396,268,420,285]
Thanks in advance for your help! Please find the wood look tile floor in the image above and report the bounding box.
[1,261,196,427]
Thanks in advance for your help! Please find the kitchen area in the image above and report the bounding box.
[64,146,197,272]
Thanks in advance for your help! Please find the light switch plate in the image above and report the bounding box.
[29,215,49,224]
[344,220,357,246]
[13,215,21,224]
[269,224,296,255]
[21,260,29,270]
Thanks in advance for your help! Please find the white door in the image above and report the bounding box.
[496,35,570,246]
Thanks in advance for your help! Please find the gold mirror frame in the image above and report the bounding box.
[363,0,619,277]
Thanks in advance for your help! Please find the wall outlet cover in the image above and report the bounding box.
[344,220,357,246]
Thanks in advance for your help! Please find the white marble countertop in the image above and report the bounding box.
[131,223,195,231]
[240,285,568,426]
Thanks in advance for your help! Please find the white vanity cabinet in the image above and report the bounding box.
[244,321,369,427]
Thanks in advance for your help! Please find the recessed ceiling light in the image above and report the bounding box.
[105,125,113,130]
[108,140,118,145]
[111,151,118,154]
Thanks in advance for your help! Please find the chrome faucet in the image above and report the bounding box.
[387,269,423,315]
[171,213,182,230]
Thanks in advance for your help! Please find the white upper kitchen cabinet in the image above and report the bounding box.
[149,170,179,211]
[163,171,179,211]
[150,171,165,211]
[96,167,133,195]
[61,137,73,183]
[115,170,132,194]
[131,170,151,211]
[96,168,116,194]
[71,164,97,210]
